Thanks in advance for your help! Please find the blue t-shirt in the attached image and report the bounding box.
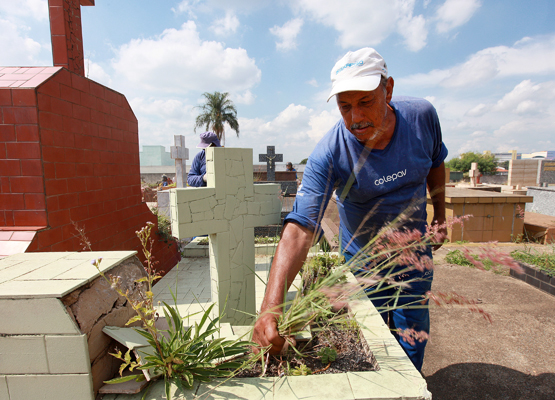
[285,96,448,258]
[187,150,207,187]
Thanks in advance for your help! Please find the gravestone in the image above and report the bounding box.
[169,147,281,324]
[259,146,283,182]
[539,159,555,186]
[469,162,480,187]
[170,135,189,188]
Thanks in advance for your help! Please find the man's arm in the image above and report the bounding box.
[187,152,206,187]
[252,222,314,354]
[426,162,447,250]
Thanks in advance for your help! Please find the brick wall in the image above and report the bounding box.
[0,67,179,273]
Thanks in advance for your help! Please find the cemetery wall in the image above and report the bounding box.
[508,159,540,187]
[525,187,555,217]
[0,67,179,273]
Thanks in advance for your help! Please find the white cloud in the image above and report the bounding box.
[307,79,318,87]
[111,21,261,94]
[211,11,240,36]
[270,18,304,51]
[435,0,481,33]
[0,0,48,21]
[233,90,256,105]
[85,61,112,86]
[291,0,428,51]
[398,35,555,88]
[0,18,45,65]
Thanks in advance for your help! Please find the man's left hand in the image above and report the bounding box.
[431,218,447,251]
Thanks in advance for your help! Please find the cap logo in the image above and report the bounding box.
[335,60,363,75]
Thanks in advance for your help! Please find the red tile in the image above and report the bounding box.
[55,163,76,179]
[57,193,79,209]
[0,160,21,176]
[0,231,13,240]
[38,111,63,131]
[20,159,43,176]
[38,80,60,98]
[12,89,37,106]
[80,92,96,109]
[37,93,52,112]
[105,90,122,106]
[13,210,47,226]
[6,142,41,159]
[10,176,44,193]
[54,69,72,87]
[42,146,66,163]
[44,179,67,196]
[0,90,12,106]
[66,177,87,193]
[63,147,81,163]
[86,177,102,191]
[3,107,38,124]
[24,193,46,209]
[11,231,36,241]
[69,204,89,221]
[48,209,70,226]
[48,5,65,35]
[0,193,25,210]
[90,82,105,99]
[46,193,59,211]
[75,163,94,176]
[0,124,16,141]
[16,125,39,142]
[71,73,90,93]
[2,210,14,226]
[50,97,73,117]
[90,109,106,126]
[62,116,82,134]
[42,162,55,178]
[59,84,80,104]
[51,35,69,66]
[37,227,63,248]
[73,104,90,121]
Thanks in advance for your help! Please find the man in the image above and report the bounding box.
[253,48,447,371]
[285,162,297,179]
[187,131,221,187]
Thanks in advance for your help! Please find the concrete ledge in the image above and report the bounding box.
[510,263,555,297]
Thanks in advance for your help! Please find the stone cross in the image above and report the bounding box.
[259,146,283,181]
[170,148,281,324]
[48,0,95,77]
[469,162,480,187]
[170,135,189,188]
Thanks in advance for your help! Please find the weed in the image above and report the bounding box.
[511,247,555,276]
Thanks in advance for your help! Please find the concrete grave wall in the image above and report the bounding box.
[508,159,541,187]
[526,186,555,217]
[0,251,144,400]
[539,159,555,185]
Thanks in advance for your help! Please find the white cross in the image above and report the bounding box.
[170,147,282,324]
[170,135,189,188]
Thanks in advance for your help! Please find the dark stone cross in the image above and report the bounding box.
[48,0,96,77]
[259,146,283,181]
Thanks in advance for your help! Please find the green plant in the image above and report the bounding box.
[151,207,174,243]
[511,247,555,276]
[289,364,312,376]
[92,223,255,399]
[445,249,497,270]
[316,347,337,364]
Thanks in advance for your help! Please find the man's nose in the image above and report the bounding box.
[351,106,365,122]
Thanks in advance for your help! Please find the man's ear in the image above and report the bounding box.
[386,77,394,103]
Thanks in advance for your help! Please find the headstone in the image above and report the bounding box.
[170,135,189,188]
[259,146,283,182]
[48,0,95,76]
[469,162,480,187]
[539,159,555,186]
[170,147,282,324]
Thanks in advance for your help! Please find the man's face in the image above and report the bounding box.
[336,77,393,143]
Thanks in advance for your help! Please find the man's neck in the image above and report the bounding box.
[363,104,396,150]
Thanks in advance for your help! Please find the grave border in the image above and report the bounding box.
[510,263,555,297]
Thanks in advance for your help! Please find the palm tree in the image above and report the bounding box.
[194,92,239,146]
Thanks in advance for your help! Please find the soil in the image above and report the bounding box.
[235,325,378,378]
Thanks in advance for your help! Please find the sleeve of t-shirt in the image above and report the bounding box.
[284,154,336,240]
[428,104,448,168]
[187,152,206,187]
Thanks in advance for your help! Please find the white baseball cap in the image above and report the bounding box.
[327,48,388,102]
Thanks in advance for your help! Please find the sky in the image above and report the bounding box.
[1,0,555,164]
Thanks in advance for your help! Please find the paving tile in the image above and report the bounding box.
[0,375,8,400]
[45,334,90,374]
[13,258,85,280]
[0,336,48,374]
[6,374,94,400]
[273,374,354,400]
[0,261,43,284]
[62,250,136,260]
[198,377,275,399]
[347,371,430,400]
[101,380,198,400]
[1,298,79,334]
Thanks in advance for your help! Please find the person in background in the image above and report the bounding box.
[286,162,297,179]
[187,131,221,187]
[159,175,173,188]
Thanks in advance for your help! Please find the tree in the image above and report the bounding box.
[194,92,239,146]
[446,151,498,175]
[300,158,308,165]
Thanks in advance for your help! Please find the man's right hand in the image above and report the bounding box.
[252,310,286,355]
